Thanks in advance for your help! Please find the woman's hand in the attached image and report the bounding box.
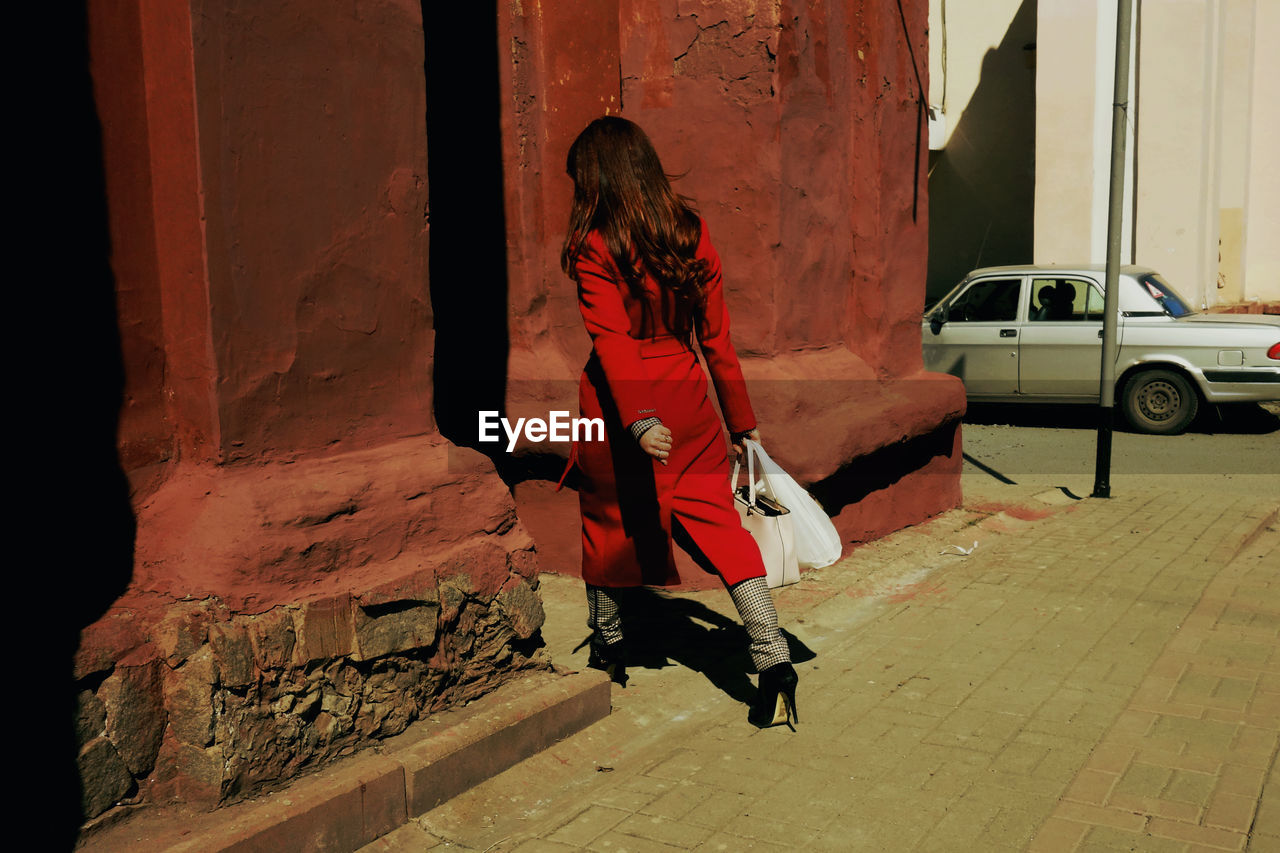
[639,424,674,466]
[731,428,761,459]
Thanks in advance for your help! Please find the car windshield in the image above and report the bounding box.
[1139,273,1196,317]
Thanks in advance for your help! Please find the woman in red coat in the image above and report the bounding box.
[561,117,797,728]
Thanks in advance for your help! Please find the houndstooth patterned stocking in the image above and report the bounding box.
[728,576,791,671]
[585,584,624,646]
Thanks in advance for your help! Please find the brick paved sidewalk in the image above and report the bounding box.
[367,487,1278,852]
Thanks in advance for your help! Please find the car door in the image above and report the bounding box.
[1018,276,1116,398]
[923,276,1024,396]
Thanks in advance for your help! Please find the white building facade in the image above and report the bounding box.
[930,0,1279,310]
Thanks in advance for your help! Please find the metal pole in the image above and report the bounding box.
[1092,0,1134,499]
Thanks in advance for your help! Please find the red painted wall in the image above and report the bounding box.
[190,0,433,463]
[98,0,434,483]
[502,0,937,371]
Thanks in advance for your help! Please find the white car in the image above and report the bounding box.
[923,265,1280,434]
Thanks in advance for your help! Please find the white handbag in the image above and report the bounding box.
[736,440,843,570]
[732,441,800,588]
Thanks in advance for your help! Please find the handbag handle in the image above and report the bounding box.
[731,439,761,505]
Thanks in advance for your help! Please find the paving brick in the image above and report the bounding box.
[612,813,711,849]
[1173,671,1221,703]
[1062,769,1118,805]
[509,840,582,853]
[711,814,819,848]
[1254,785,1280,837]
[1114,762,1173,799]
[915,801,1002,852]
[1215,763,1266,798]
[548,805,631,846]
[1052,801,1149,833]
[593,785,664,813]
[1106,792,1201,822]
[615,774,678,798]
[1033,743,1096,782]
[1145,817,1246,850]
[1146,715,1240,754]
[972,805,1045,849]
[693,832,791,851]
[1108,709,1159,740]
[1076,825,1183,852]
[989,740,1050,775]
[1085,743,1136,775]
[1247,691,1280,724]
[1226,726,1276,768]
[1198,638,1272,666]
[1203,791,1257,833]
[1164,768,1217,805]
[1026,816,1089,852]
[678,790,752,832]
[637,782,715,822]
[586,829,689,852]
[1133,746,1221,775]
[643,750,704,782]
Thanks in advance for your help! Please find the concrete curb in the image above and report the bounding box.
[82,667,611,852]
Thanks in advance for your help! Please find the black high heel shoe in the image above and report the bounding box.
[587,640,628,687]
[749,662,798,728]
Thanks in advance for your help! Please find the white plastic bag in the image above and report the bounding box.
[732,444,799,588]
[737,440,843,569]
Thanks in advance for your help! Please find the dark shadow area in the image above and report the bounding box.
[424,3,510,451]
[1199,402,1280,435]
[965,401,1279,436]
[59,3,138,845]
[498,451,582,489]
[575,588,815,708]
[964,402,1100,430]
[926,0,1037,305]
[961,452,1018,485]
[808,419,961,515]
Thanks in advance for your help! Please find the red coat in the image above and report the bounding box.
[571,219,767,588]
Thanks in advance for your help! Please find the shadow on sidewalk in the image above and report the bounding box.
[577,588,816,707]
[965,401,1279,435]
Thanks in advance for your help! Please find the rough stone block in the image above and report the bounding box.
[248,607,296,670]
[172,742,225,806]
[293,596,355,665]
[508,546,538,580]
[153,601,213,667]
[76,609,145,680]
[497,576,545,639]
[76,689,106,748]
[437,539,512,599]
[164,646,217,747]
[211,621,256,688]
[356,559,438,608]
[437,577,469,626]
[353,602,439,661]
[78,736,133,820]
[100,657,166,777]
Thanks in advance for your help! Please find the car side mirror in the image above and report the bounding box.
[929,315,945,335]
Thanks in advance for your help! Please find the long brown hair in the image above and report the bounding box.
[560,117,708,342]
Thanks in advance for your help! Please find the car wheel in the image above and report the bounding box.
[1121,369,1200,435]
